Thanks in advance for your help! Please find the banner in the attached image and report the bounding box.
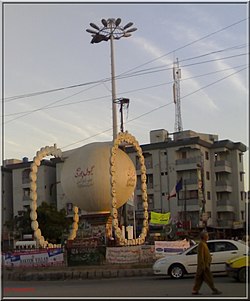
[155,239,190,258]
[3,248,64,268]
[150,211,171,225]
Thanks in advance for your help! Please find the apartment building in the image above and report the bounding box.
[126,129,247,235]
[1,158,57,245]
[1,129,247,245]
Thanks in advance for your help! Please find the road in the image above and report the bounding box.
[2,275,248,299]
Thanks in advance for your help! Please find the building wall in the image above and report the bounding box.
[2,129,247,238]
[1,167,13,239]
[12,162,56,217]
[126,130,247,232]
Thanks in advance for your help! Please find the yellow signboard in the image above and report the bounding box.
[150,212,171,225]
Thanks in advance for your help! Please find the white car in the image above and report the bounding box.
[153,239,248,279]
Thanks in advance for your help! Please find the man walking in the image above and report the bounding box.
[192,230,222,295]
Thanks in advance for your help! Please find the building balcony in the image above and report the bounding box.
[216,200,234,212]
[136,161,153,170]
[214,160,232,173]
[217,219,234,228]
[216,199,234,206]
[215,180,232,192]
[177,198,201,211]
[175,156,201,171]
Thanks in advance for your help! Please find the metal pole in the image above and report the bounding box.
[110,34,118,141]
[184,179,187,229]
[133,204,136,239]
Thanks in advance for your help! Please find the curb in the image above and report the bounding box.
[3,267,154,281]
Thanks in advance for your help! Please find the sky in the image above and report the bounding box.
[1,1,249,189]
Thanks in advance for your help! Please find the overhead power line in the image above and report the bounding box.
[60,66,247,150]
[3,51,248,123]
[3,16,247,102]
[3,62,248,121]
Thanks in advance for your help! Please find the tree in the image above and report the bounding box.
[6,202,71,244]
[36,202,71,244]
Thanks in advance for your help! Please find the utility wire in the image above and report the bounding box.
[3,53,248,122]
[61,66,247,150]
[114,18,248,77]
[4,45,247,103]
[115,53,247,80]
[3,17,247,102]
[3,63,247,118]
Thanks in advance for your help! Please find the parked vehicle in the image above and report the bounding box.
[153,239,248,279]
[225,251,250,283]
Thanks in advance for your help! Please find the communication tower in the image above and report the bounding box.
[173,58,183,132]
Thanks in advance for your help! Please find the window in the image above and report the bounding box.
[210,242,237,252]
[207,191,211,200]
[206,171,210,180]
[136,176,141,190]
[181,151,187,159]
[187,246,198,255]
[23,188,30,201]
[22,169,30,184]
[136,195,143,210]
[136,154,152,169]
[240,173,243,182]
[205,151,209,160]
[146,174,153,189]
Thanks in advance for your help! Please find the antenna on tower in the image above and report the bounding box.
[173,58,183,132]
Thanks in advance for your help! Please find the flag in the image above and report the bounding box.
[168,178,183,200]
[127,193,135,206]
[150,211,171,225]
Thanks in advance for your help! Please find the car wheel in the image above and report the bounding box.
[169,264,185,279]
[238,267,246,283]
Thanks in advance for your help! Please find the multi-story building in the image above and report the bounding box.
[1,157,57,246]
[1,129,247,246]
[126,129,247,236]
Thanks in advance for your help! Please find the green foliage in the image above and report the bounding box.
[37,202,71,243]
[7,202,71,243]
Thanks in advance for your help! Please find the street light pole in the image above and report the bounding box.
[86,18,137,141]
[110,33,118,139]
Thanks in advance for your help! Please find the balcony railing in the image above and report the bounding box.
[217,219,233,228]
[178,199,200,206]
[214,160,232,173]
[216,199,233,206]
[175,156,201,171]
[215,180,232,192]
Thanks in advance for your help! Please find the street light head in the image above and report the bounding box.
[90,22,100,31]
[125,27,137,33]
[115,18,122,26]
[86,28,99,34]
[123,33,132,38]
[123,22,133,30]
[91,34,110,44]
[101,19,108,27]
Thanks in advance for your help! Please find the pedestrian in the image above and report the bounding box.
[192,230,222,295]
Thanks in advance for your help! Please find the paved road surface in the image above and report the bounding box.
[2,275,248,299]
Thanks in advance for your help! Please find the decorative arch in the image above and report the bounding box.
[110,131,149,246]
[29,144,79,248]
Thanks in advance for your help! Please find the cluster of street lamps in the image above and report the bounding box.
[86,18,137,140]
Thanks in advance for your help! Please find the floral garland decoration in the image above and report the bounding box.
[110,131,149,246]
[29,144,79,248]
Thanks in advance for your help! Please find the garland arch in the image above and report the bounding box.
[110,131,149,246]
[29,144,79,248]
